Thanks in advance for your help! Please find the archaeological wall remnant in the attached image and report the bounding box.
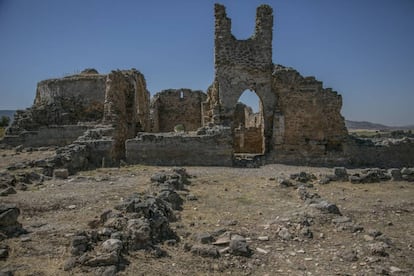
[203,4,275,153]
[126,126,233,166]
[4,68,151,159]
[2,3,413,169]
[202,3,348,161]
[150,89,206,132]
[103,69,151,160]
[270,65,348,160]
[8,69,106,135]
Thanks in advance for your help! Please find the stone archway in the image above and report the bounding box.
[233,90,265,154]
[202,4,277,154]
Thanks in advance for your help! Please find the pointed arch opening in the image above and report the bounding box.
[232,90,265,154]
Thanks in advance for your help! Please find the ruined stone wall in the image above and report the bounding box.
[271,65,348,156]
[103,69,151,161]
[6,70,106,136]
[209,4,274,123]
[234,127,263,154]
[34,71,106,107]
[204,4,276,152]
[1,125,91,147]
[151,89,206,132]
[233,103,247,129]
[4,68,150,151]
[125,130,233,166]
[343,138,414,168]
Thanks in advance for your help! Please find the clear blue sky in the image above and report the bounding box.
[0,0,413,126]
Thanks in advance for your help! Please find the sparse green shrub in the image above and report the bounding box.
[0,116,10,127]
[174,124,185,133]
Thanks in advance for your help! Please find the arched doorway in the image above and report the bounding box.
[233,90,265,154]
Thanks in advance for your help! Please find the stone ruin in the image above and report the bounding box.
[2,3,414,170]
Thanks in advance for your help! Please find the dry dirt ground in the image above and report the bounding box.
[0,149,413,275]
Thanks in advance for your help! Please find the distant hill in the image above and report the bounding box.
[0,110,16,125]
[345,120,414,131]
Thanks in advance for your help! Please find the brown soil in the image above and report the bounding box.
[1,150,413,275]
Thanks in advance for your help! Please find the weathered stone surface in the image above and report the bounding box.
[151,89,206,132]
[53,168,69,179]
[103,69,151,161]
[344,137,414,168]
[101,238,123,254]
[368,242,389,256]
[203,4,275,154]
[0,187,16,196]
[388,168,402,181]
[0,245,9,260]
[126,128,233,166]
[229,239,252,257]
[278,227,292,240]
[271,65,347,158]
[0,204,24,237]
[333,167,348,181]
[309,200,341,215]
[190,245,220,258]
[2,3,413,169]
[84,252,119,267]
[5,72,106,145]
[194,232,214,244]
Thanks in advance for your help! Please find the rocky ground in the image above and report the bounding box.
[0,148,413,275]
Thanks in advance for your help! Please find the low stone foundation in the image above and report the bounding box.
[1,125,91,147]
[126,131,233,166]
[343,137,414,168]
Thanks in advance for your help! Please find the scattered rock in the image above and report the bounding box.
[63,257,77,271]
[278,178,294,187]
[150,172,167,183]
[389,266,403,273]
[101,238,123,254]
[186,194,198,201]
[309,200,341,215]
[339,249,358,262]
[332,216,351,224]
[0,187,16,196]
[54,168,69,179]
[194,232,214,244]
[388,169,402,181]
[101,265,118,276]
[278,227,292,240]
[256,247,269,254]
[367,229,382,238]
[157,189,183,210]
[333,167,348,181]
[0,245,9,259]
[229,239,252,257]
[84,251,119,267]
[290,172,316,183]
[299,227,313,239]
[0,204,24,237]
[369,242,389,256]
[190,245,220,258]
[70,235,90,256]
[318,176,331,185]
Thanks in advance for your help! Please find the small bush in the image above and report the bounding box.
[174,124,185,133]
[0,116,10,127]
